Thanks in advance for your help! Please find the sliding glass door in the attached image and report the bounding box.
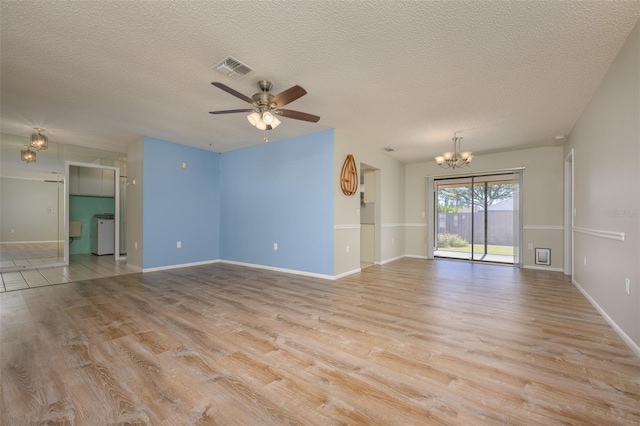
[435,172,521,265]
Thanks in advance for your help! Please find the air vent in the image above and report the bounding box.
[214,56,255,80]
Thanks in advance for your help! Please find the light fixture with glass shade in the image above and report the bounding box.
[21,146,37,163]
[30,128,48,150]
[246,108,281,131]
[435,133,473,169]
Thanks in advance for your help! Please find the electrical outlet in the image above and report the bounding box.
[584,256,587,267]
[346,245,350,253]
[182,162,187,169]
[421,212,426,218]
[135,241,138,249]
[625,278,630,295]
[392,238,395,245]
[274,243,278,251]
[10,229,15,234]
[177,241,182,248]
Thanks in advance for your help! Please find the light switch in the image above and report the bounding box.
[177,241,182,248]
[182,162,187,169]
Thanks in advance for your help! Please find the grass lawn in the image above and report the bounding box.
[438,244,514,256]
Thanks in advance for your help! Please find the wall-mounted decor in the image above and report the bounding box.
[535,248,551,265]
[340,154,358,196]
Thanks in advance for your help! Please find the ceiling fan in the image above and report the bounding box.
[209,80,320,131]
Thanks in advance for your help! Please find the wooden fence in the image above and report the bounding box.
[437,212,514,246]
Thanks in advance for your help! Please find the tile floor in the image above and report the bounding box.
[0,254,134,292]
[0,241,63,269]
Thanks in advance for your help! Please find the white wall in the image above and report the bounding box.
[405,146,565,270]
[126,138,144,270]
[564,20,639,351]
[0,177,64,242]
[334,128,406,276]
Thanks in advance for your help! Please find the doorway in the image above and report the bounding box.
[360,164,379,268]
[434,172,522,265]
[65,162,124,265]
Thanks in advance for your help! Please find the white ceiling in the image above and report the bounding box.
[1,1,639,164]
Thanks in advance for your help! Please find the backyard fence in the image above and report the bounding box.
[438,212,514,246]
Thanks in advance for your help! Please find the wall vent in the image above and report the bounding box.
[214,56,254,80]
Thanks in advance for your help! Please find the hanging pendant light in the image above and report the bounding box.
[30,128,48,150]
[21,146,37,163]
[435,133,473,169]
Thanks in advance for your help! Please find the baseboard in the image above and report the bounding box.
[220,260,335,281]
[523,265,564,272]
[404,254,428,259]
[125,264,143,273]
[334,268,362,279]
[142,259,220,273]
[380,255,405,265]
[573,278,640,359]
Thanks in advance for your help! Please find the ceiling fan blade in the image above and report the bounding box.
[271,85,307,107]
[276,109,320,123]
[211,82,253,104]
[209,109,255,115]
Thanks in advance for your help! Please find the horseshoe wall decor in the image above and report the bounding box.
[340,154,358,196]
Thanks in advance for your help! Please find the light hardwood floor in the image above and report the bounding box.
[1,258,639,425]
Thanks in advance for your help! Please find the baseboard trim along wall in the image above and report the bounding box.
[221,260,336,281]
[380,255,405,265]
[125,264,143,273]
[573,278,640,359]
[142,259,220,273]
[523,265,564,273]
[334,268,362,279]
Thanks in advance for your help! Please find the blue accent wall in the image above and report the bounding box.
[220,130,334,275]
[69,195,115,254]
[142,137,220,269]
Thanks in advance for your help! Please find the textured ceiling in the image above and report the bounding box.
[1,1,639,164]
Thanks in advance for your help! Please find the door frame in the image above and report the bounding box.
[64,161,123,265]
[564,149,574,276]
[428,168,524,265]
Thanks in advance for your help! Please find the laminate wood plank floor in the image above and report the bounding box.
[1,258,639,425]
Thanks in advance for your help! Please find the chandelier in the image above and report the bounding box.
[435,133,473,169]
[30,128,48,150]
[21,146,37,163]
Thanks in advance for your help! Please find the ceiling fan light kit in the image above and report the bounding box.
[435,133,473,169]
[210,80,320,134]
